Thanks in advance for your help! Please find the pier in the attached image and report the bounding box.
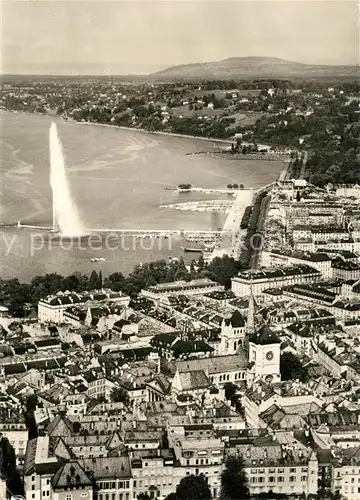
[160,200,233,212]
[13,224,222,239]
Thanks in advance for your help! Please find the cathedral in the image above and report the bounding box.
[218,291,281,386]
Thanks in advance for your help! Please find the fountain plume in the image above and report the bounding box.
[49,123,85,236]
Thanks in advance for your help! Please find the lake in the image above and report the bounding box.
[0,110,284,281]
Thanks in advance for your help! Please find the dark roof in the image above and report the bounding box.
[249,325,280,345]
[224,310,245,328]
[79,456,131,479]
[52,461,92,489]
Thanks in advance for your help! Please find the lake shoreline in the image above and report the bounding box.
[1,108,234,146]
[1,109,285,281]
[74,120,234,145]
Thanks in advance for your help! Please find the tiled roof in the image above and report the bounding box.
[307,410,359,428]
[235,264,320,281]
[52,461,92,489]
[79,456,131,479]
[178,370,210,391]
[175,353,248,375]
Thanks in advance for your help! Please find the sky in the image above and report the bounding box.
[1,0,359,75]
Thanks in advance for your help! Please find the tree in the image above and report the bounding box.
[164,495,177,500]
[88,270,99,290]
[280,352,308,381]
[0,437,24,496]
[206,255,240,288]
[137,494,151,500]
[24,394,38,439]
[220,455,249,500]
[224,382,237,402]
[175,474,212,500]
[111,386,130,406]
[98,270,103,289]
[104,272,125,291]
[197,255,205,272]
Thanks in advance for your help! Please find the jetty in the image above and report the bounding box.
[160,200,233,212]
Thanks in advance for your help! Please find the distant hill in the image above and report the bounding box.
[150,57,359,80]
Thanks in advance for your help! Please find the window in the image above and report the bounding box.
[66,495,72,500]
[301,476,307,482]
[290,476,296,483]
[278,477,284,483]
[290,468,296,473]
[269,477,275,483]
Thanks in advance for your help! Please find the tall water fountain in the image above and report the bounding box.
[49,123,85,236]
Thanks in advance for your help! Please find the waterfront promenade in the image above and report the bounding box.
[210,189,254,260]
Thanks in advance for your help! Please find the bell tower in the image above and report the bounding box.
[248,325,281,385]
[218,311,246,356]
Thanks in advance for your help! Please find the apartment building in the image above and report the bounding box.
[261,249,333,280]
[131,449,179,500]
[231,265,321,297]
[332,260,360,281]
[0,407,28,467]
[140,279,224,301]
[24,437,133,500]
[293,225,350,242]
[167,424,225,499]
[231,439,318,497]
[284,203,344,230]
[332,447,360,499]
[335,184,360,200]
[38,289,130,324]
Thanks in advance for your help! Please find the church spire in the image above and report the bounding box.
[244,285,255,355]
[246,285,255,334]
